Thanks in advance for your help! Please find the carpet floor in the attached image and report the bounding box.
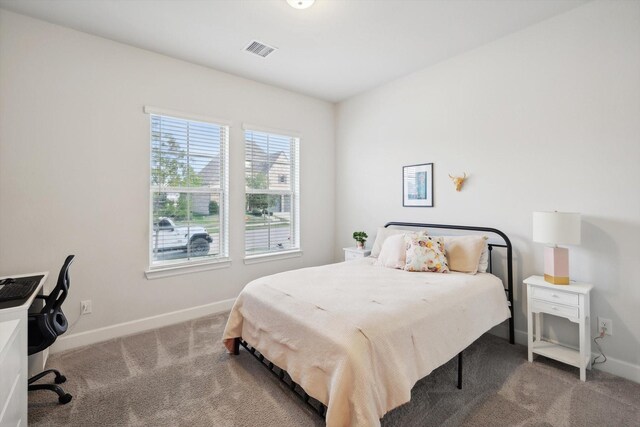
[29,312,640,426]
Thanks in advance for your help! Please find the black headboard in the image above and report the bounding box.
[384,222,514,344]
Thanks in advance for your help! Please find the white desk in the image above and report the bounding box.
[0,272,48,426]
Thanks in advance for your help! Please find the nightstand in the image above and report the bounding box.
[523,275,593,381]
[343,247,371,261]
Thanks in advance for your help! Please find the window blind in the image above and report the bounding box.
[150,113,228,266]
[244,129,300,256]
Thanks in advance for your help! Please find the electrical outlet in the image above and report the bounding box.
[80,300,92,315]
[598,317,612,335]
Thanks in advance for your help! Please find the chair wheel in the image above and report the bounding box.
[55,375,67,384]
[59,393,72,404]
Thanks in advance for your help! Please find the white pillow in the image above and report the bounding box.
[370,227,410,258]
[376,233,408,269]
[477,240,489,273]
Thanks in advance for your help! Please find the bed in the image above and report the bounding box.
[223,222,514,427]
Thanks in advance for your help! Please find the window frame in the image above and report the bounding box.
[144,106,231,277]
[243,124,301,261]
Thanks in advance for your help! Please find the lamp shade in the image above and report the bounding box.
[532,211,581,245]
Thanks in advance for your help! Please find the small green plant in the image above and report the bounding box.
[352,231,368,244]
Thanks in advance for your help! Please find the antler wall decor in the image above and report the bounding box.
[449,173,467,191]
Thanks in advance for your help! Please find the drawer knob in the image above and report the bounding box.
[552,306,559,311]
[552,294,559,298]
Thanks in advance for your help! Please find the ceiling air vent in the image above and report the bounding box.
[244,40,277,58]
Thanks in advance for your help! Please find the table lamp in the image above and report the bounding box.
[532,211,581,285]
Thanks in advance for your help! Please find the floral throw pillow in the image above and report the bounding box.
[404,235,450,273]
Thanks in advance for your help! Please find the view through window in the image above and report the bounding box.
[244,129,300,256]
[150,113,228,266]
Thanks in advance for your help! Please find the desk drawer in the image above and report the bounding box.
[0,326,20,406]
[532,300,579,319]
[532,287,578,306]
[0,373,22,427]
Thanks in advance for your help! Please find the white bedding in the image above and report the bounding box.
[223,258,511,427]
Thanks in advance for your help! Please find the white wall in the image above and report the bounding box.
[336,1,639,380]
[0,11,335,345]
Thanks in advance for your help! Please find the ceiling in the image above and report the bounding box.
[0,0,588,102]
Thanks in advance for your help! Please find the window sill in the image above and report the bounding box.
[244,250,303,265]
[145,258,231,279]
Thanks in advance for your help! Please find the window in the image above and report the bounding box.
[149,111,228,268]
[244,128,300,257]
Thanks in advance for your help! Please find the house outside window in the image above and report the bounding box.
[244,128,300,257]
[148,111,229,268]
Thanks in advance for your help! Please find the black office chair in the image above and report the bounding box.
[28,255,75,404]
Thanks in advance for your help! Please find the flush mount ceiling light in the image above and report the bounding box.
[286,0,315,10]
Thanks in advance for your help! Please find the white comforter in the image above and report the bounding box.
[223,258,511,427]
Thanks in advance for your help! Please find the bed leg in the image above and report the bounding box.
[509,317,515,345]
[457,352,463,390]
[233,337,240,355]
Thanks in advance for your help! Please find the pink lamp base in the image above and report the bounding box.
[544,246,570,285]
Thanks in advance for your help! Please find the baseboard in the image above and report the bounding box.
[51,298,236,354]
[596,355,640,383]
[490,324,640,383]
[489,323,529,344]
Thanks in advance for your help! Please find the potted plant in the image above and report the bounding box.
[353,231,368,249]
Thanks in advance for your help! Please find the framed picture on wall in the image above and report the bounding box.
[403,163,433,207]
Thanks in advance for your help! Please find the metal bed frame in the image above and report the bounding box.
[384,222,515,343]
[231,222,515,421]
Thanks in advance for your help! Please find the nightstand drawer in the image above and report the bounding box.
[532,287,578,306]
[532,299,579,319]
[343,248,370,261]
[345,251,359,261]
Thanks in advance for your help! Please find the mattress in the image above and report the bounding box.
[223,257,511,427]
